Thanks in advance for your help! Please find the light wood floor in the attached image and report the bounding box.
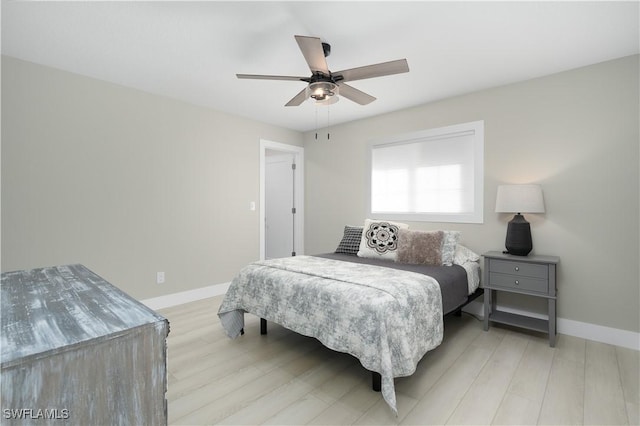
[159,296,639,425]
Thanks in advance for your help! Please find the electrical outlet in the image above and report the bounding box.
[156,272,165,284]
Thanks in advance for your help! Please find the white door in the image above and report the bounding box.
[265,152,295,259]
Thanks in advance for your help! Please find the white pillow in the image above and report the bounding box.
[441,231,461,266]
[357,219,409,261]
[454,245,481,265]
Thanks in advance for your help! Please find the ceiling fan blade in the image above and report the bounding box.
[336,59,409,83]
[337,83,376,105]
[295,35,329,74]
[285,87,308,107]
[236,74,307,81]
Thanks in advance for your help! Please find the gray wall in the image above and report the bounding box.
[304,55,639,333]
[3,55,638,334]
[1,56,303,299]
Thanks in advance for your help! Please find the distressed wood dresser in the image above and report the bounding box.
[1,264,169,425]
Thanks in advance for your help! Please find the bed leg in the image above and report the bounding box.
[240,328,244,335]
[372,372,381,392]
[454,308,462,317]
[260,318,267,335]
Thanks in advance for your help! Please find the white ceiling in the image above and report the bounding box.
[2,1,638,132]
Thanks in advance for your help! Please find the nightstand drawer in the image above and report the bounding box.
[490,259,548,279]
[489,272,549,293]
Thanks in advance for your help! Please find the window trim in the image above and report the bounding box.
[366,120,484,224]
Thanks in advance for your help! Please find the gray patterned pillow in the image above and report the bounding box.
[441,231,461,266]
[335,226,363,255]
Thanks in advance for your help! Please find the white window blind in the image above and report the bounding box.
[368,121,484,223]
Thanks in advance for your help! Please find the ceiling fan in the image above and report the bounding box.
[237,35,409,107]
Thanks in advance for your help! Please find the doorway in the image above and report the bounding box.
[260,140,304,260]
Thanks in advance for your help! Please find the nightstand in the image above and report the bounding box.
[483,251,560,346]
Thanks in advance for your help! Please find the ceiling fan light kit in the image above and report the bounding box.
[307,81,339,104]
[236,35,409,107]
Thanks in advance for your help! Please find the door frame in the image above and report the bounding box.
[259,139,304,261]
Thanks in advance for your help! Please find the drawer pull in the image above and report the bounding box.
[514,266,520,271]
[515,280,520,285]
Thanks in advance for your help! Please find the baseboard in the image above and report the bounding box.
[557,317,640,351]
[141,282,230,311]
[462,300,639,351]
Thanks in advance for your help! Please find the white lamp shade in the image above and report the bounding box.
[495,184,545,213]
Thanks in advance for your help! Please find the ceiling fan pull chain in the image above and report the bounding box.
[327,106,330,141]
[315,105,319,140]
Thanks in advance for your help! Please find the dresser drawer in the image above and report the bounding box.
[489,272,549,294]
[490,259,548,279]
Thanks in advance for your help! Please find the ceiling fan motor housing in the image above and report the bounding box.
[321,42,331,58]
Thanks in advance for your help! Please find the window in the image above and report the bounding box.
[367,121,484,223]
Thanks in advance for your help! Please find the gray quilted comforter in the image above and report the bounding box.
[218,255,443,414]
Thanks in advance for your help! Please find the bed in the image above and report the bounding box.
[218,224,481,414]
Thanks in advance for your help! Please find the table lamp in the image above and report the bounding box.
[495,184,545,256]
